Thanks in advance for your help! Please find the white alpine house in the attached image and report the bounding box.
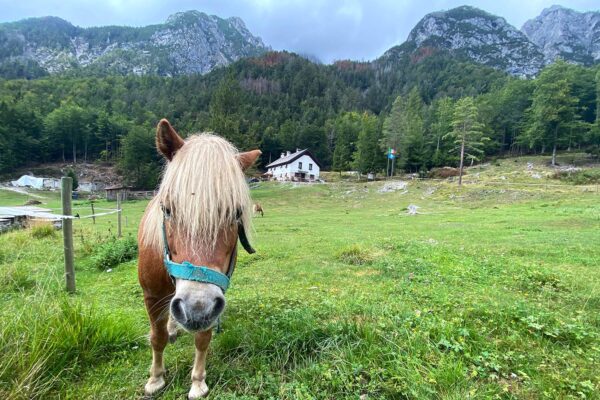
[265,149,322,182]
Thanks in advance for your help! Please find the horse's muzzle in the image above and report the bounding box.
[170,293,225,332]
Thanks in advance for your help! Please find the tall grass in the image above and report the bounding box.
[90,236,138,270]
[0,292,142,399]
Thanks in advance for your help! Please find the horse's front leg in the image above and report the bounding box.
[144,296,170,396]
[188,330,212,399]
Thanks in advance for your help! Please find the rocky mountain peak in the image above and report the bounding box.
[165,10,209,25]
[521,5,600,65]
[399,6,545,76]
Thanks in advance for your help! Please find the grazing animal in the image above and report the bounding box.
[24,199,42,206]
[253,203,264,217]
[138,119,260,399]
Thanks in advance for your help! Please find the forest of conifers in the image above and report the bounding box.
[0,51,598,188]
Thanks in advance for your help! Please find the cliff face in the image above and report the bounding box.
[0,11,269,77]
[522,5,600,66]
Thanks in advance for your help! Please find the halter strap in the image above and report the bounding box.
[161,206,246,293]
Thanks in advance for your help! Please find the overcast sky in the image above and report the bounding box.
[1,0,597,63]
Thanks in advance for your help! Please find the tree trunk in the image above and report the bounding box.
[72,142,77,164]
[551,125,558,166]
[459,136,465,186]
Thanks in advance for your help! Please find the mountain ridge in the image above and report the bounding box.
[0,5,598,79]
[0,11,269,77]
[379,5,599,77]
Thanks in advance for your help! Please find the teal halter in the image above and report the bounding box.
[161,206,254,293]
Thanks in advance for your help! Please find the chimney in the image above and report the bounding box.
[286,151,291,156]
[296,148,301,153]
[280,152,285,159]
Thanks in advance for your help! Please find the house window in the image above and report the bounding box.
[298,162,303,169]
[309,163,313,171]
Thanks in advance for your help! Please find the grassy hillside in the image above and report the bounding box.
[0,160,599,399]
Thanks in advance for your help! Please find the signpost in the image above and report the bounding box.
[387,148,396,178]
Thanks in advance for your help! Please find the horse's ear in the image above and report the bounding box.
[156,119,184,161]
[237,149,262,171]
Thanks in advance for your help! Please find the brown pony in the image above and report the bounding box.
[138,119,260,399]
[253,203,264,217]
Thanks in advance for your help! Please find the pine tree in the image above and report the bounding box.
[430,97,454,167]
[332,112,361,174]
[524,60,578,165]
[353,113,383,176]
[382,88,427,173]
[209,74,250,148]
[445,97,487,185]
[382,96,404,155]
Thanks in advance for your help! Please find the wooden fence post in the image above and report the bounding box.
[61,177,76,293]
[117,191,122,238]
[90,201,96,224]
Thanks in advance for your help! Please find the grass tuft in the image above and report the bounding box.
[336,244,375,265]
[30,222,55,239]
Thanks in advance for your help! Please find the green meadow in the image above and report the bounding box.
[0,157,599,399]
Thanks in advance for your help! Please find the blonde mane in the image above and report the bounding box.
[141,133,252,254]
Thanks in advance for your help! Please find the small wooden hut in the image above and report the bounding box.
[105,185,130,202]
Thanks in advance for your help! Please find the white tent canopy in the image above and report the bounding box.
[11,175,44,189]
[10,175,60,190]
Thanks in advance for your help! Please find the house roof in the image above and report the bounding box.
[105,184,129,190]
[265,149,323,169]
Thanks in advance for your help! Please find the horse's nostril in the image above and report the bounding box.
[212,297,225,317]
[171,298,187,323]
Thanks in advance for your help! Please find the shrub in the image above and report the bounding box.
[30,222,55,239]
[91,236,138,270]
[65,168,78,190]
[428,167,461,179]
[552,169,600,185]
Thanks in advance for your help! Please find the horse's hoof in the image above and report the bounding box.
[168,332,178,343]
[188,380,209,399]
[145,375,166,396]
